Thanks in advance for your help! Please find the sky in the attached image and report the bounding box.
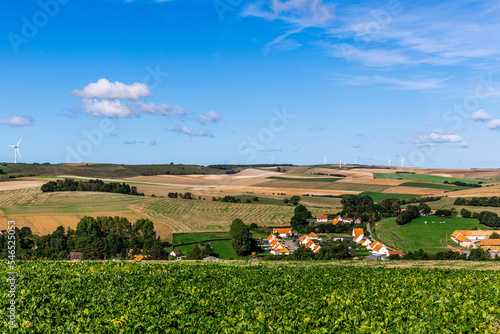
[1,0,500,168]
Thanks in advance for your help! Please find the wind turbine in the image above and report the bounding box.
[400,157,405,168]
[339,159,342,169]
[354,156,357,165]
[8,137,22,164]
[323,157,326,165]
[388,158,391,167]
[270,153,275,164]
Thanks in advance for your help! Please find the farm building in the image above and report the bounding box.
[272,228,292,237]
[451,230,496,247]
[479,239,500,251]
[372,243,389,256]
[169,249,183,259]
[316,214,328,223]
[307,232,320,240]
[352,228,364,237]
[332,219,343,226]
[389,251,403,257]
[355,218,363,224]
[69,252,82,261]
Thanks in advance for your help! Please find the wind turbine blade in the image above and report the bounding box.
[8,145,15,148]
[16,149,21,159]
[17,137,22,146]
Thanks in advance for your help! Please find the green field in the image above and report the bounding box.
[2,261,499,333]
[358,191,418,202]
[399,182,467,191]
[374,173,483,184]
[374,216,491,253]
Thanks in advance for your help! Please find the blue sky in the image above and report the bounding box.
[1,0,500,168]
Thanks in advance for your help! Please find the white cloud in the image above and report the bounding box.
[487,119,500,130]
[71,78,152,100]
[173,126,213,137]
[82,99,133,118]
[415,130,468,148]
[307,125,325,131]
[198,110,221,124]
[471,109,493,121]
[0,115,34,127]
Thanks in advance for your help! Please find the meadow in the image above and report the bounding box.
[1,261,499,333]
[374,216,491,253]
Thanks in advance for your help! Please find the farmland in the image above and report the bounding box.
[374,217,491,253]
[374,173,483,184]
[1,261,499,333]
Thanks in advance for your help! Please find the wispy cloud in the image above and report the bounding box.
[124,140,137,145]
[307,125,326,131]
[198,110,221,124]
[338,74,447,90]
[172,126,213,137]
[0,115,34,127]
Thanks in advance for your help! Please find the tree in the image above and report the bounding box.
[490,232,500,239]
[229,219,252,256]
[461,208,471,218]
[290,205,311,233]
[418,202,431,215]
[290,196,301,206]
[283,198,289,205]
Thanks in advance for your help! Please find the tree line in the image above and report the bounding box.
[392,248,498,261]
[0,216,170,260]
[41,178,144,196]
[454,196,500,207]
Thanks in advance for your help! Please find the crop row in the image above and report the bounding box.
[1,261,499,333]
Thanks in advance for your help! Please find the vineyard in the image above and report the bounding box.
[1,261,499,333]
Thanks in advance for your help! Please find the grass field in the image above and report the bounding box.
[374,216,491,253]
[399,182,467,191]
[358,191,418,202]
[234,195,287,206]
[374,173,483,184]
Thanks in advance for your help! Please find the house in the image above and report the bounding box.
[69,252,82,261]
[316,214,328,223]
[372,243,389,256]
[307,232,321,240]
[453,234,472,247]
[388,250,403,257]
[169,249,183,259]
[130,255,144,261]
[272,228,292,238]
[332,219,344,226]
[479,239,500,251]
[203,256,220,261]
[354,234,364,243]
[368,241,383,250]
[311,244,321,253]
[300,235,310,245]
[355,217,363,224]
[361,238,371,246]
[343,218,353,224]
[352,228,364,237]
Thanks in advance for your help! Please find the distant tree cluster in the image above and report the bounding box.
[478,211,500,228]
[444,181,482,188]
[185,243,218,260]
[41,178,144,196]
[396,205,420,226]
[168,192,193,199]
[398,248,495,261]
[0,216,169,260]
[341,195,375,217]
[454,196,500,207]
